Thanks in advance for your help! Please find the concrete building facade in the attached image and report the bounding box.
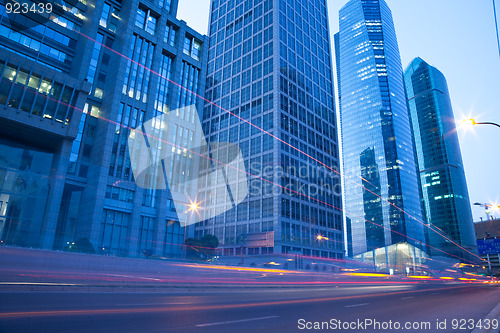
[0,0,208,258]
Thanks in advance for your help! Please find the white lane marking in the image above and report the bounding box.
[116,302,192,306]
[195,315,279,327]
[401,296,414,300]
[105,274,162,281]
[345,303,370,308]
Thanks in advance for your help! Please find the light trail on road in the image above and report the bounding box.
[0,285,471,319]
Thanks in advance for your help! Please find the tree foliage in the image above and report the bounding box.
[68,237,96,254]
[184,235,219,259]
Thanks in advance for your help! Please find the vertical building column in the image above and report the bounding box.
[127,190,143,257]
[40,139,73,249]
[171,25,188,111]
[154,193,169,256]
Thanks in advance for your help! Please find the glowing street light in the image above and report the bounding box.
[186,198,201,214]
[462,118,500,129]
[474,202,500,220]
[462,118,476,129]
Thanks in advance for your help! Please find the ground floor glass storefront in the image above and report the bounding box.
[353,242,428,274]
[0,138,52,247]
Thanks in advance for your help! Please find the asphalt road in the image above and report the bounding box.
[0,285,499,333]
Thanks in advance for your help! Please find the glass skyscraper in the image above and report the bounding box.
[336,0,426,258]
[196,0,343,259]
[0,0,208,258]
[404,57,477,260]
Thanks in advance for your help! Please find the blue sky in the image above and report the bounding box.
[177,0,500,221]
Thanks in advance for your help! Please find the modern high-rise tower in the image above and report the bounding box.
[336,0,427,261]
[196,0,343,259]
[404,57,477,260]
[0,0,208,258]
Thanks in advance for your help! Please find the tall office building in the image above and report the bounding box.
[404,57,477,259]
[196,0,343,259]
[336,0,427,262]
[0,0,208,258]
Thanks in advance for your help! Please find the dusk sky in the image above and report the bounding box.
[177,0,500,222]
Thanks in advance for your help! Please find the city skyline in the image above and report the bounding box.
[0,0,494,260]
[178,0,500,222]
[0,2,498,331]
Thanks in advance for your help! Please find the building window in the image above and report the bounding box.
[142,189,157,208]
[87,34,103,84]
[135,7,157,35]
[94,87,103,99]
[99,3,120,32]
[122,35,155,102]
[164,23,177,46]
[154,53,174,113]
[176,61,200,118]
[0,24,73,65]
[164,219,183,256]
[0,61,79,123]
[183,36,202,61]
[100,210,130,254]
[159,0,172,12]
[68,108,87,169]
[105,186,135,203]
[138,216,156,254]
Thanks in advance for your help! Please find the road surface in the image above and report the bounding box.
[0,284,498,333]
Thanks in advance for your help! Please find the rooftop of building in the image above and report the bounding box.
[474,218,500,239]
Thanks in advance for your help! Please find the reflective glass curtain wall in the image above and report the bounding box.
[337,0,426,256]
[199,0,343,259]
[404,57,477,259]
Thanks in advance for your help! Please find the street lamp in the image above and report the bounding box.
[316,235,331,247]
[474,202,500,220]
[462,118,500,129]
[183,198,202,259]
[186,200,201,213]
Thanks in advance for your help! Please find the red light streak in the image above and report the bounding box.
[0,285,472,319]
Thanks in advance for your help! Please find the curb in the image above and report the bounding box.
[471,299,500,333]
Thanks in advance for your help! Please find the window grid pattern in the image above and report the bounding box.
[154,53,174,114]
[135,7,157,35]
[100,210,130,255]
[164,22,177,46]
[122,34,155,103]
[198,0,342,258]
[337,0,426,256]
[109,102,145,180]
[138,216,156,253]
[0,60,78,124]
[405,58,476,257]
[0,4,77,67]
